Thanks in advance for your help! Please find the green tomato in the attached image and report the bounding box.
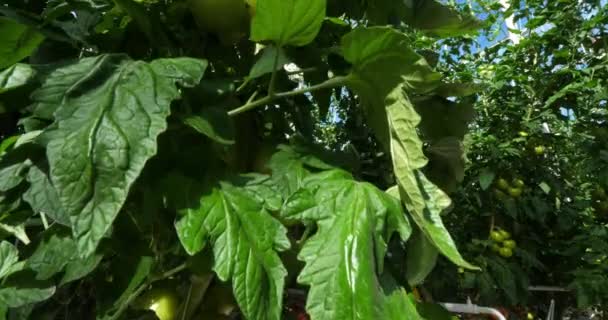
[534,146,545,155]
[490,231,505,242]
[189,0,251,43]
[498,229,511,240]
[508,187,523,198]
[512,178,525,188]
[458,267,465,274]
[491,244,501,253]
[142,289,179,320]
[503,239,517,249]
[499,247,513,258]
[527,312,534,320]
[496,178,510,191]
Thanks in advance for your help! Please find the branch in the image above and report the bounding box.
[228,75,348,117]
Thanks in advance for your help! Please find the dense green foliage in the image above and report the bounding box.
[1,0,606,319]
[0,0,482,319]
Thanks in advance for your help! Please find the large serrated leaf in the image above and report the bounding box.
[251,0,326,46]
[31,54,207,256]
[176,179,289,320]
[386,89,477,270]
[281,169,412,320]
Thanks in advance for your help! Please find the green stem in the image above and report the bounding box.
[268,46,282,96]
[228,75,348,117]
[107,263,187,320]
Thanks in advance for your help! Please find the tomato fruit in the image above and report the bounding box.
[508,187,523,198]
[498,230,511,240]
[534,146,545,155]
[496,178,510,191]
[503,239,516,249]
[491,244,501,252]
[499,247,513,258]
[512,179,525,188]
[189,0,251,43]
[490,231,504,242]
[141,288,179,320]
[527,312,534,320]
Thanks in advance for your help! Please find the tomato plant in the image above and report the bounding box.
[418,0,608,316]
[0,0,482,319]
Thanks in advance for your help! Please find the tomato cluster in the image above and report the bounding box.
[490,228,516,258]
[494,177,525,199]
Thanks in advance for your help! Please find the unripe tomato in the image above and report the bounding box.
[512,179,525,188]
[496,178,510,191]
[527,312,534,320]
[141,289,179,320]
[490,231,504,242]
[458,267,465,274]
[189,0,251,43]
[508,187,523,198]
[503,239,516,249]
[499,247,513,258]
[534,146,545,155]
[491,244,501,253]
[498,229,511,240]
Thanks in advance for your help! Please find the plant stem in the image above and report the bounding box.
[228,75,348,117]
[268,46,282,96]
[107,263,187,320]
[286,67,318,76]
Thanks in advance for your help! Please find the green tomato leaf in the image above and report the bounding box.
[176,179,289,320]
[405,227,439,286]
[0,286,55,308]
[251,0,326,46]
[0,159,31,192]
[401,0,481,37]
[249,45,290,79]
[282,169,411,320]
[0,64,35,94]
[183,108,235,145]
[0,18,44,69]
[23,166,70,226]
[60,253,103,285]
[26,229,77,280]
[386,89,477,270]
[0,241,19,279]
[0,222,30,245]
[32,54,207,256]
[478,167,496,191]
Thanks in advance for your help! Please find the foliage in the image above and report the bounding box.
[419,0,608,316]
[0,0,481,319]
